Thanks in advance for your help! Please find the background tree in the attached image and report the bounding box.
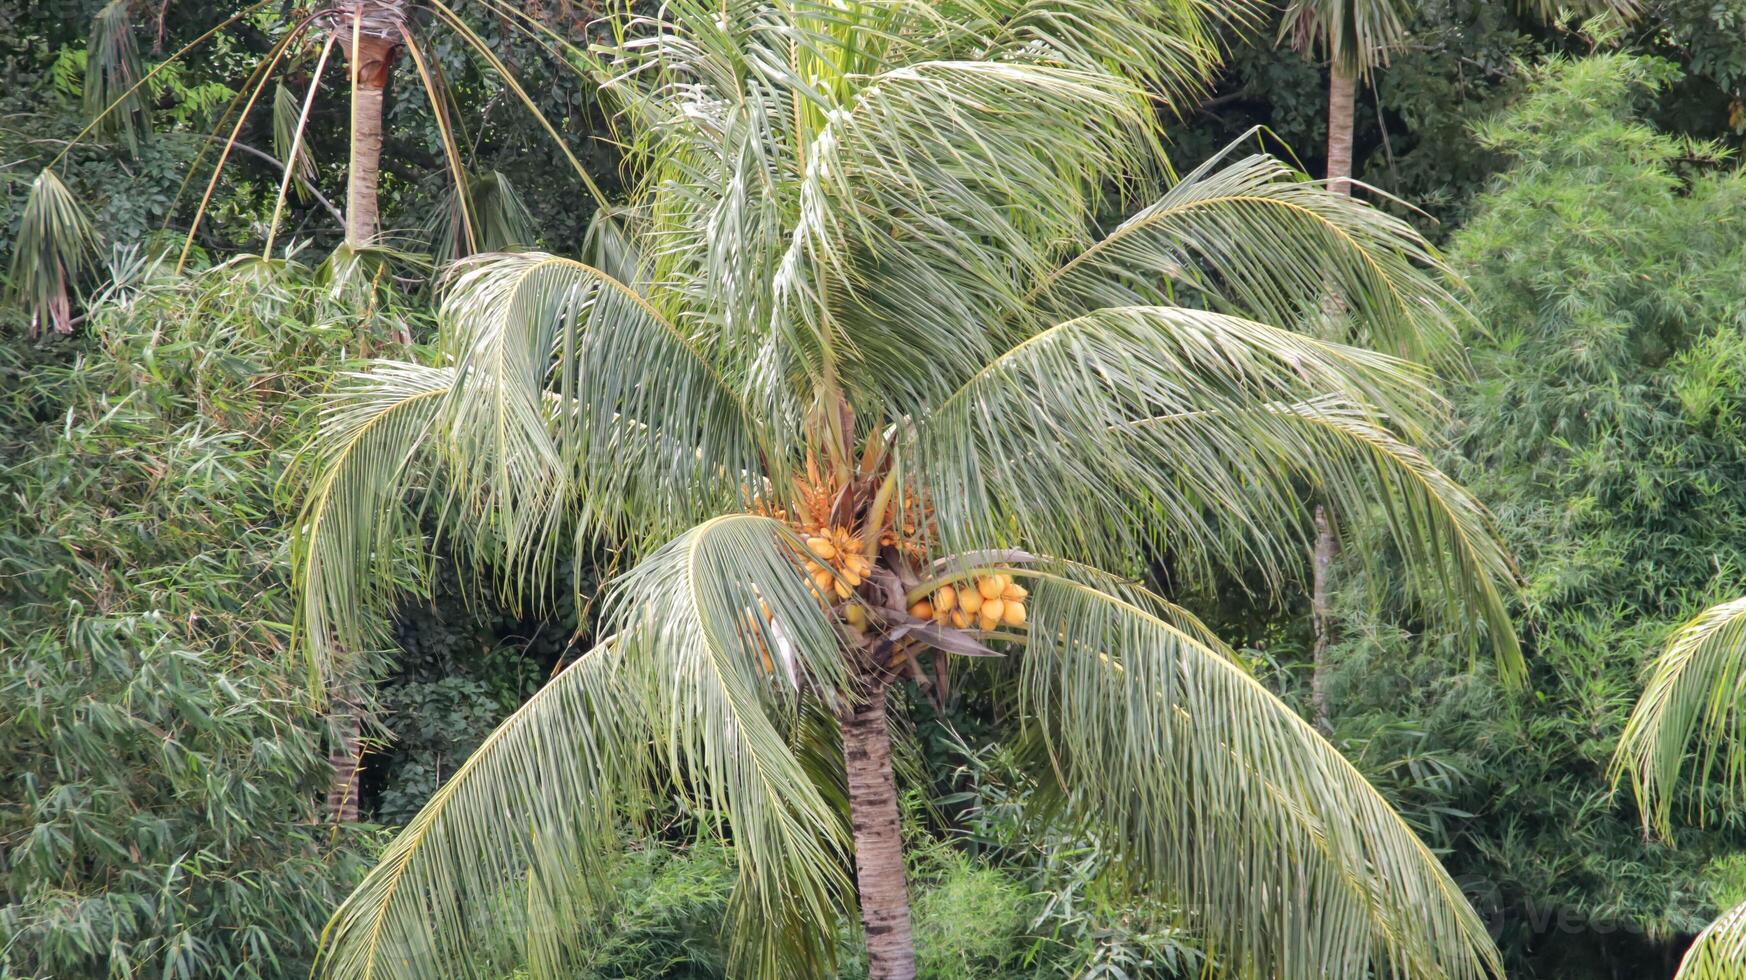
[296,3,1526,978]
[1313,54,1746,976]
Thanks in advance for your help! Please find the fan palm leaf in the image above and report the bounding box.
[7,170,99,336]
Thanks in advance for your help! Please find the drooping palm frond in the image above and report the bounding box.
[291,362,452,685]
[425,170,537,265]
[83,0,150,154]
[1252,397,1522,680]
[8,169,99,336]
[272,80,319,202]
[1279,0,1413,77]
[915,305,1445,589]
[606,514,855,976]
[1674,899,1746,980]
[1612,595,1746,837]
[1030,140,1469,364]
[318,640,643,980]
[1017,568,1504,980]
[435,252,773,544]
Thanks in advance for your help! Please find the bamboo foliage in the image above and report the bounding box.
[296,2,1527,977]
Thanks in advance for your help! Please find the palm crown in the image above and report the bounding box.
[298,2,1524,978]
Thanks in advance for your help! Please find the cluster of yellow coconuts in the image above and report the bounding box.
[798,527,876,627]
[910,574,1027,631]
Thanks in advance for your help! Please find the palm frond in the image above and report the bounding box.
[272,81,319,202]
[1612,595,1746,837]
[83,0,150,154]
[1279,0,1412,77]
[915,305,1444,589]
[1017,568,1504,979]
[434,252,773,544]
[1674,899,1746,980]
[7,169,99,336]
[1252,397,1522,680]
[426,171,538,265]
[1031,140,1468,364]
[605,513,854,976]
[319,640,643,980]
[291,362,453,687]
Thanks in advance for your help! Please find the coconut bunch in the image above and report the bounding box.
[910,574,1027,632]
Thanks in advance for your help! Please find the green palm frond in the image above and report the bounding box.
[916,305,1444,587]
[1032,139,1468,364]
[606,514,854,976]
[273,81,319,202]
[8,169,99,336]
[1612,595,1746,837]
[1279,0,1413,77]
[84,0,150,154]
[1017,568,1504,979]
[435,252,773,541]
[1254,397,1522,680]
[292,362,452,685]
[426,170,537,265]
[319,640,643,980]
[1674,899,1746,980]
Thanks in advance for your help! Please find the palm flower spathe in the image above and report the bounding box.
[297,2,1524,977]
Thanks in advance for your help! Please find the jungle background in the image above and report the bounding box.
[6,2,1746,977]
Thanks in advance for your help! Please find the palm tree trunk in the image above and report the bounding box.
[1310,504,1337,734]
[842,682,916,980]
[1326,65,1357,196]
[1311,64,1357,735]
[338,23,399,247]
[327,691,362,822]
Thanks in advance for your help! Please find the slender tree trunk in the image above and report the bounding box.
[1326,65,1357,195]
[1310,65,1357,735]
[1310,505,1337,734]
[327,691,362,823]
[841,682,916,980]
[339,28,399,247]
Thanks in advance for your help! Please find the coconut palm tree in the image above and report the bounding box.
[9,0,604,333]
[1614,598,1746,979]
[295,2,1526,977]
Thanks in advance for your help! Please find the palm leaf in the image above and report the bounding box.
[273,81,320,202]
[425,171,538,265]
[915,305,1445,588]
[83,0,150,154]
[292,362,453,686]
[1017,567,1504,979]
[318,640,642,980]
[7,169,99,336]
[434,252,773,547]
[1030,139,1468,364]
[1674,899,1746,980]
[1279,0,1413,77]
[1612,595,1746,836]
[605,513,854,976]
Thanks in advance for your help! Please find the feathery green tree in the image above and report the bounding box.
[295,3,1526,977]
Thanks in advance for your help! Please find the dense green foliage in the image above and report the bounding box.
[0,262,391,977]
[8,2,1746,978]
[1314,54,1746,976]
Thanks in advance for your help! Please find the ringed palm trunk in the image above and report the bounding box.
[336,9,402,247]
[841,681,917,979]
[1310,63,1358,734]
